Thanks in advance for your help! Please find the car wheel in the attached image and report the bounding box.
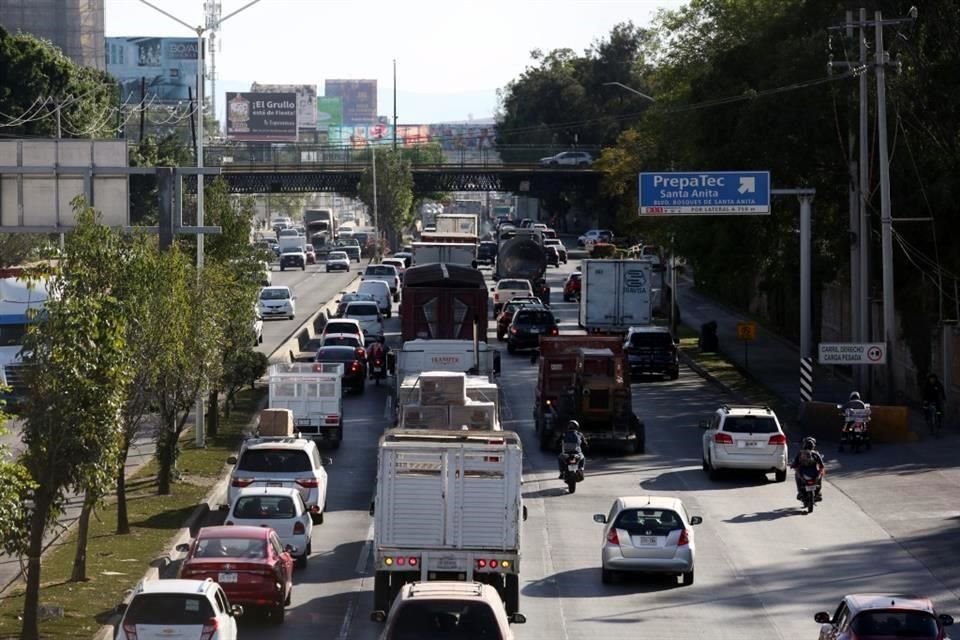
[289,314,295,320]
[707,456,721,481]
[774,468,787,483]
[302,265,306,271]
[702,456,709,473]
[601,567,615,585]
[496,331,504,342]
[356,381,365,394]
[507,343,516,354]
[669,369,680,381]
[280,266,285,272]
[295,553,308,570]
[682,570,695,586]
[271,604,286,624]
[311,511,324,525]
[386,309,392,319]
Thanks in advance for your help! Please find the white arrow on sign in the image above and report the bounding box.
[738,176,756,194]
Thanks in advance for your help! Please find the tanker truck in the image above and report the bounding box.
[494,228,549,303]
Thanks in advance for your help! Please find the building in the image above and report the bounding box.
[0,0,105,71]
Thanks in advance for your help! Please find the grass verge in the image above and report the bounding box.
[0,386,266,639]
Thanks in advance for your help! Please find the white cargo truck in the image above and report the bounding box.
[390,339,500,394]
[578,259,654,334]
[370,429,525,616]
[434,213,479,236]
[396,371,501,430]
[267,363,345,447]
[411,242,477,266]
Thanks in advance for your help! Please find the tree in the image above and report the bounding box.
[18,202,130,639]
[357,149,414,250]
[0,387,34,559]
[128,135,193,226]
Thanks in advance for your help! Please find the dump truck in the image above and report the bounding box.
[533,336,644,453]
[400,263,488,341]
[370,429,525,616]
[494,228,549,302]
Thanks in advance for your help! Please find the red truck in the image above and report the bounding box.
[400,263,489,342]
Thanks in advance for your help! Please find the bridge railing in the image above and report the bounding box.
[203,144,603,168]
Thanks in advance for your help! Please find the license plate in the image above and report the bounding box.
[638,536,657,545]
[296,418,312,426]
[373,366,383,373]
[805,484,817,491]
[436,556,458,569]
[740,441,760,448]
[267,482,284,487]
[567,464,579,471]
[218,572,238,583]
[529,328,541,334]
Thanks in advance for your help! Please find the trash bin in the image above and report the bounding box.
[699,321,719,353]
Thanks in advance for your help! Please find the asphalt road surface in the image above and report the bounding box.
[214,257,957,639]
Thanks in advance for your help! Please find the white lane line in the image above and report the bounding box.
[355,520,375,575]
[339,500,376,640]
[337,594,357,640]
[539,520,570,640]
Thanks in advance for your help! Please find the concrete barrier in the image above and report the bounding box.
[269,274,362,365]
[799,401,915,444]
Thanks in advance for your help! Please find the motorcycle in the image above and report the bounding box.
[561,452,585,494]
[838,405,872,453]
[369,358,385,385]
[795,466,824,514]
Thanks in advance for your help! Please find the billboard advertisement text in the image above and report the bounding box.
[324,79,377,125]
[250,83,317,129]
[107,37,199,104]
[226,92,298,142]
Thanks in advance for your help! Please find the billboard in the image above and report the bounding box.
[250,83,317,130]
[324,79,377,125]
[226,92,298,142]
[316,97,343,129]
[107,37,199,104]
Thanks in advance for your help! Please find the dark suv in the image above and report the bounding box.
[477,241,498,264]
[623,326,679,381]
[507,307,558,354]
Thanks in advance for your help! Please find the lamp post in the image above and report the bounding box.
[602,81,656,103]
[137,0,263,447]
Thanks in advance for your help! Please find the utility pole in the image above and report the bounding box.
[857,7,870,396]
[392,59,398,151]
[371,147,380,261]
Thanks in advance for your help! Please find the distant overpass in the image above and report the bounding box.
[203,144,603,195]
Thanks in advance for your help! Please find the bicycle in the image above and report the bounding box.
[923,402,943,437]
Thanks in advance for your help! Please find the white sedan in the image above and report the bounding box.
[225,487,315,569]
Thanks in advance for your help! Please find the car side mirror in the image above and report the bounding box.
[321,457,333,466]
[226,456,237,464]
[370,611,387,623]
[814,612,831,624]
[698,421,709,430]
[523,505,528,521]
[689,516,703,525]
[592,514,607,524]
[284,544,298,555]
[115,602,128,615]
[369,500,375,516]
[940,614,954,626]
[231,604,244,617]
[175,542,191,553]
[509,613,527,624]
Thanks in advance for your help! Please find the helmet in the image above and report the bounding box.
[566,420,580,431]
[803,437,816,450]
[849,391,861,401]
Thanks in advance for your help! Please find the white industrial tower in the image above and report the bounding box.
[204,0,222,129]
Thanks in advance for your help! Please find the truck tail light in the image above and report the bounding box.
[325,414,339,424]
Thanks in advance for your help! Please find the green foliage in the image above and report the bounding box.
[0,389,35,557]
[223,349,269,412]
[357,149,415,246]
[128,135,193,226]
[267,195,306,222]
[0,236,42,269]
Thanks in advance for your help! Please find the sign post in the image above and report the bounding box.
[736,321,757,370]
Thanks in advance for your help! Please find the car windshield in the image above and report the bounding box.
[324,336,361,347]
[125,594,214,625]
[629,332,673,347]
[613,508,683,536]
[722,416,779,434]
[346,305,379,317]
[516,311,554,324]
[233,494,297,519]
[260,289,290,300]
[194,537,268,559]
[366,266,396,276]
[500,281,528,290]
[237,448,312,472]
[850,611,938,638]
[317,349,359,363]
[391,600,500,640]
[329,252,347,260]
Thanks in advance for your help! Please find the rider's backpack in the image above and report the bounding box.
[798,449,815,466]
[561,431,581,452]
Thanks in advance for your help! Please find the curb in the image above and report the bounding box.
[678,350,749,405]
[92,393,268,640]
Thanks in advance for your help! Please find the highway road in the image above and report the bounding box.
[229,256,959,639]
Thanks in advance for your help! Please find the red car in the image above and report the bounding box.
[563,272,581,302]
[177,525,295,623]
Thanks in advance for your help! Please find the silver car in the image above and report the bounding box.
[593,496,702,586]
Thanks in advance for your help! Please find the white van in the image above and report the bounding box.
[357,280,392,318]
[343,300,384,341]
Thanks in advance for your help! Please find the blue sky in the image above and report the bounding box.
[105,0,687,125]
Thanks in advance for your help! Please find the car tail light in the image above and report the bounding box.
[356,347,366,358]
[325,414,339,424]
[199,618,219,640]
[350,361,360,373]
[121,623,138,640]
[714,432,734,444]
[477,558,487,568]
[551,327,559,336]
[678,529,691,546]
[231,477,253,488]
[293,521,306,535]
[296,478,320,488]
[606,529,620,545]
[408,556,418,566]
[510,327,518,334]
[768,434,787,445]
[494,293,500,302]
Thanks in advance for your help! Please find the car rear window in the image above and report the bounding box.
[500,281,528,290]
[346,304,379,317]
[613,508,683,536]
[323,335,361,347]
[194,537,268,559]
[325,322,359,334]
[233,495,297,519]
[317,349,359,363]
[366,266,396,275]
[328,252,347,259]
[722,416,779,434]
[125,594,215,625]
[629,332,673,347]
[238,448,312,473]
[851,611,938,638]
[516,311,554,324]
[392,600,500,638]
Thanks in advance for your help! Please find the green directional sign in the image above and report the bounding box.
[316,97,342,129]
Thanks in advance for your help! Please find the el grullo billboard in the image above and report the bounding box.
[226,92,298,142]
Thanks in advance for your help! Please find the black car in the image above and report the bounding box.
[477,241,498,264]
[280,249,306,271]
[507,307,558,354]
[315,345,367,393]
[624,326,680,380]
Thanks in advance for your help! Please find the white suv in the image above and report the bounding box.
[117,578,242,640]
[700,405,787,481]
[362,264,401,301]
[374,581,526,634]
[227,437,330,524]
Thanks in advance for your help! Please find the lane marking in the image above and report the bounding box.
[338,498,376,640]
[355,520,375,575]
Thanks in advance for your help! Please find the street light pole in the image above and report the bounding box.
[392,59,398,151]
[602,81,656,103]
[371,147,379,261]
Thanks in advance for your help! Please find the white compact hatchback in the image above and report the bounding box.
[343,300,385,341]
[700,405,788,481]
[117,578,242,640]
[593,496,702,586]
[258,286,295,320]
[226,487,315,568]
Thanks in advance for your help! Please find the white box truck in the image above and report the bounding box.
[579,259,654,333]
[267,363,344,447]
[370,429,525,616]
[411,242,477,266]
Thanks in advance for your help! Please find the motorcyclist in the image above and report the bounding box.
[843,391,867,412]
[367,337,387,378]
[558,420,587,479]
[922,372,946,414]
[790,437,825,501]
